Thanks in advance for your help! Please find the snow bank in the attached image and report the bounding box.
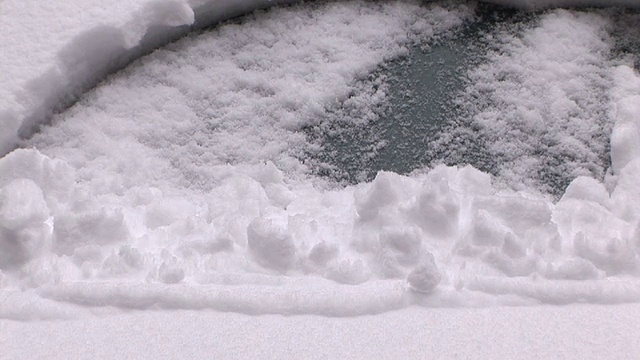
[1,0,640,320]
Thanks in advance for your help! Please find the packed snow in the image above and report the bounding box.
[1,0,640,332]
[4,305,640,360]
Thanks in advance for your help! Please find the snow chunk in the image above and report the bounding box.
[0,179,51,269]
[610,159,640,225]
[407,253,441,294]
[158,254,186,284]
[307,241,339,267]
[611,96,640,174]
[53,208,130,256]
[326,258,372,285]
[409,177,460,240]
[247,217,297,272]
[561,176,609,208]
[355,172,403,223]
[380,227,422,266]
[541,257,604,281]
[122,0,195,47]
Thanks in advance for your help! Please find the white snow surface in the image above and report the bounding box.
[1,0,640,326]
[3,305,640,360]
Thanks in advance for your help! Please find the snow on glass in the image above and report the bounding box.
[1,0,640,320]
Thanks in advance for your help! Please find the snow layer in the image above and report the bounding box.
[0,0,297,155]
[3,305,640,360]
[1,0,639,155]
[1,0,640,320]
[485,0,640,10]
[454,10,613,193]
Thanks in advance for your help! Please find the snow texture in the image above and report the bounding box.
[1,0,640,321]
[485,0,640,10]
[4,305,640,360]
